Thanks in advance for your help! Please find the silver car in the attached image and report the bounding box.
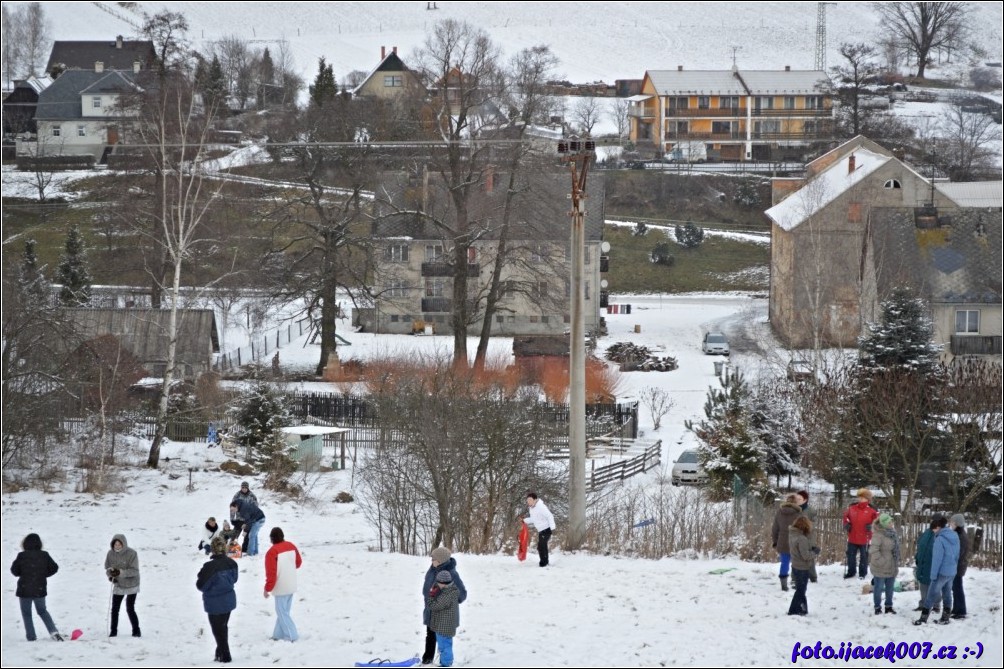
[671,450,708,486]
[701,332,730,355]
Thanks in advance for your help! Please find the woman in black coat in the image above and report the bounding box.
[10,533,63,641]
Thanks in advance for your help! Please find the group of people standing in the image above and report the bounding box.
[770,487,974,624]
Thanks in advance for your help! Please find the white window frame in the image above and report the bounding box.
[955,310,980,334]
[384,75,403,88]
[425,278,445,298]
[77,125,86,137]
[52,125,61,137]
[387,279,409,298]
[92,96,102,109]
[387,243,409,262]
[425,244,443,262]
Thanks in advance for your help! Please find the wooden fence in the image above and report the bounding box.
[589,439,662,489]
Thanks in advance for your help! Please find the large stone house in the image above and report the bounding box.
[767,135,1002,358]
[357,170,606,336]
[30,64,145,161]
[628,66,832,161]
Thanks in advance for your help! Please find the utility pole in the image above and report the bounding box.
[558,138,594,550]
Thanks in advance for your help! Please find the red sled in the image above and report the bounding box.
[517,522,529,561]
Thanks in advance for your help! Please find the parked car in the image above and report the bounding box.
[701,332,730,355]
[786,359,813,382]
[671,450,708,486]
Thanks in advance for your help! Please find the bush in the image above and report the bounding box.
[733,179,762,209]
[650,242,675,266]
[674,222,704,249]
[970,67,1002,91]
[632,220,648,236]
[334,491,354,503]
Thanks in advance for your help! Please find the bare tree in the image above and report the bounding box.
[2,4,24,89]
[874,2,971,79]
[19,3,50,78]
[571,96,600,137]
[830,43,881,138]
[608,98,630,141]
[936,100,1001,180]
[640,386,674,431]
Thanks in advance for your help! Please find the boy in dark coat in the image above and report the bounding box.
[425,570,460,668]
[771,494,802,591]
[914,519,938,612]
[950,514,969,619]
[197,536,239,663]
[10,534,63,641]
[421,547,467,665]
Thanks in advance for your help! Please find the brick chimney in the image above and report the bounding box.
[848,153,856,174]
[381,46,386,59]
[116,35,123,49]
[392,46,398,54]
[95,61,104,73]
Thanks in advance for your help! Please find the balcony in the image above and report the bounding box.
[750,108,832,117]
[750,132,831,141]
[950,335,1003,356]
[665,108,743,118]
[665,131,744,141]
[421,262,479,277]
[421,297,452,313]
[628,106,657,118]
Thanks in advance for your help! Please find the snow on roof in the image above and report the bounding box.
[935,181,1003,209]
[625,94,653,102]
[740,70,828,94]
[766,148,891,231]
[280,425,352,436]
[646,69,827,96]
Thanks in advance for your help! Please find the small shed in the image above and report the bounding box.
[279,425,352,469]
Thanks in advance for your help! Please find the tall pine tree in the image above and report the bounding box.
[308,56,337,108]
[202,54,227,113]
[859,287,941,373]
[259,46,274,84]
[18,238,49,304]
[57,224,92,306]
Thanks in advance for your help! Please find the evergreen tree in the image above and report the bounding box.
[57,224,91,306]
[227,376,294,485]
[259,46,274,84]
[674,222,704,249]
[733,179,762,209]
[686,370,768,500]
[650,242,675,266]
[18,238,49,304]
[308,56,337,108]
[202,54,227,112]
[859,287,941,373]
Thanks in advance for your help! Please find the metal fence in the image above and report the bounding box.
[215,316,314,372]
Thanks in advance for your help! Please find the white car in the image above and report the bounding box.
[701,332,730,355]
[671,450,708,486]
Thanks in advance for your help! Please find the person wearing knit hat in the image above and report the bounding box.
[842,488,879,579]
[771,494,802,592]
[197,531,239,662]
[870,513,900,615]
[915,515,959,626]
[949,514,969,619]
[420,548,467,665]
[424,569,460,667]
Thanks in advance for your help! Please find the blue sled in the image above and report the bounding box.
[354,657,420,668]
[633,518,656,529]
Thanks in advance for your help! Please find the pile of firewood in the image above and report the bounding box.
[605,342,678,372]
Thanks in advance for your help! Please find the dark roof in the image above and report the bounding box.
[46,39,156,75]
[870,208,1002,305]
[35,70,142,120]
[372,170,605,242]
[375,52,409,72]
[61,308,220,374]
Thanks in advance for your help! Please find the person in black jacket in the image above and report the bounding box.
[950,514,970,619]
[197,536,239,663]
[10,533,64,641]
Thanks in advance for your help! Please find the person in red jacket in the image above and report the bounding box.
[263,527,302,642]
[843,488,879,579]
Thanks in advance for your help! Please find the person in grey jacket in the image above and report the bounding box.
[950,513,969,619]
[424,571,460,668]
[104,534,141,637]
[787,515,816,616]
[870,513,900,615]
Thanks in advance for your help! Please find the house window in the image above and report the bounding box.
[384,75,403,87]
[92,96,102,109]
[955,310,980,334]
[502,279,518,296]
[541,315,549,324]
[529,315,539,323]
[754,120,781,135]
[803,121,817,134]
[711,121,734,135]
[675,121,689,134]
[563,314,570,324]
[805,95,822,109]
[883,179,902,189]
[390,315,399,322]
[77,125,86,137]
[387,280,409,298]
[584,281,591,300]
[52,126,61,137]
[668,96,689,109]
[425,244,443,262]
[496,315,504,324]
[784,96,795,109]
[467,246,477,263]
[720,96,740,109]
[531,244,547,263]
[425,278,445,297]
[531,281,549,299]
[698,96,710,109]
[584,247,591,265]
[755,96,774,110]
[387,243,410,262]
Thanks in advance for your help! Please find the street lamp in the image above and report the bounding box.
[558,138,595,550]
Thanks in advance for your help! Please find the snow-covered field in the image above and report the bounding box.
[3,294,1002,667]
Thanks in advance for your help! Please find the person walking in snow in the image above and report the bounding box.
[523,491,555,568]
[421,547,468,665]
[199,517,223,555]
[424,571,460,668]
[263,527,301,642]
[207,422,219,447]
[915,515,960,625]
[231,481,259,553]
[842,488,879,579]
[787,516,816,616]
[105,534,141,637]
[197,536,239,663]
[771,494,802,591]
[870,513,900,615]
[949,514,969,620]
[10,533,64,642]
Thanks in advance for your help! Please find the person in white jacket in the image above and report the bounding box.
[523,492,556,567]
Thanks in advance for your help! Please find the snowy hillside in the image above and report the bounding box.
[32,2,1004,87]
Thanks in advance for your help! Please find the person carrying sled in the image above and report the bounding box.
[523,491,556,568]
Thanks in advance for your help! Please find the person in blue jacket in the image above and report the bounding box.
[420,546,467,665]
[914,515,960,626]
[197,536,239,663]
